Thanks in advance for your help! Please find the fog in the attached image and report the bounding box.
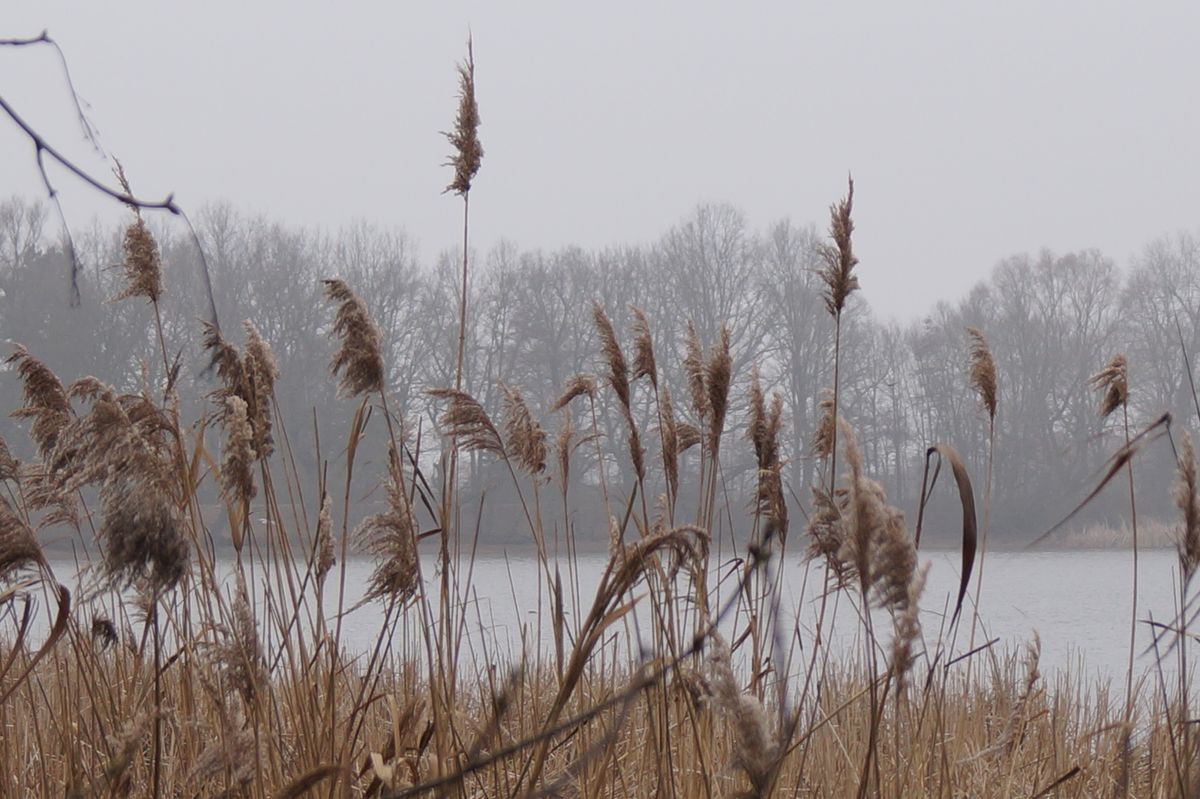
[0,194,1192,547]
[4,2,1200,320]
[3,5,1200,548]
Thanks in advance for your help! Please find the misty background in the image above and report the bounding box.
[3,2,1200,321]
[3,3,1199,548]
[0,195,1193,548]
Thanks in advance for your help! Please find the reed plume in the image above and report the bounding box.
[50,381,188,591]
[551,373,597,412]
[659,384,680,502]
[813,389,836,459]
[242,321,279,457]
[706,325,732,451]
[683,321,709,423]
[748,366,787,543]
[219,395,256,508]
[818,176,859,317]
[209,576,266,705]
[323,278,385,397]
[630,305,657,387]
[114,215,163,303]
[890,563,929,696]
[202,322,246,394]
[593,302,631,411]
[443,36,483,196]
[1090,353,1128,420]
[1175,431,1200,584]
[428,387,504,458]
[206,316,280,453]
[314,492,335,586]
[707,632,776,793]
[0,494,42,580]
[555,409,574,486]
[967,327,998,421]
[8,345,71,460]
[593,302,644,481]
[675,423,701,455]
[806,485,850,584]
[0,436,19,482]
[357,446,419,605]
[501,382,547,475]
[839,419,886,588]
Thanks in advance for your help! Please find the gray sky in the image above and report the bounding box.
[3,2,1198,320]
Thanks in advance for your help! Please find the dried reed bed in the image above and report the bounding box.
[2,65,1198,797]
[0,252,1190,799]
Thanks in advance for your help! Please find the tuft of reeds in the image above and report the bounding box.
[1175,431,1200,585]
[967,326,998,421]
[1091,353,1128,420]
[113,215,163,304]
[0,494,42,580]
[442,36,483,197]
[323,278,385,398]
[357,446,420,606]
[818,175,860,317]
[501,382,547,476]
[7,345,71,461]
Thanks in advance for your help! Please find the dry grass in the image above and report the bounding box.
[2,67,1196,799]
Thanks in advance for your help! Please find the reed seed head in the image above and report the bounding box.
[555,409,574,486]
[630,306,657,388]
[323,278,385,397]
[707,632,777,792]
[210,576,266,706]
[220,395,256,508]
[443,36,483,196]
[358,449,420,605]
[501,382,547,475]
[114,216,163,303]
[813,389,837,460]
[0,436,19,482]
[805,485,851,584]
[0,494,42,581]
[593,302,631,411]
[967,327,998,421]
[683,321,710,423]
[51,382,188,592]
[1090,353,1128,420]
[551,374,597,412]
[243,320,279,456]
[706,325,732,451]
[1175,431,1200,584]
[315,492,336,586]
[890,562,929,697]
[818,175,860,317]
[8,345,71,461]
[429,387,504,458]
[660,384,680,501]
[675,423,701,455]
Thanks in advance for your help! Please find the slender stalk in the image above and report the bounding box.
[1122,402,1139,726]
[828,315,843,492]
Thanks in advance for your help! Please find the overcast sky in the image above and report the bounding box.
[3,2,1198,321]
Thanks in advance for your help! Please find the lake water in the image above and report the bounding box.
[22,547,1193,687]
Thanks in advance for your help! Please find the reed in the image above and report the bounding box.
[0,45,1193,799]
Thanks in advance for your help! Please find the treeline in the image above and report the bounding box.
[0,195,1194,546]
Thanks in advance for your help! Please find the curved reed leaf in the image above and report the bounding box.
[915,444,977,626]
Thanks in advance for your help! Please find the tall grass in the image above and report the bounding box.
[0,47,1197,799]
